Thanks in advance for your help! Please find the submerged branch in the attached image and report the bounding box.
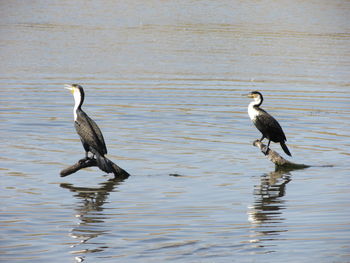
[253,140,309,170]
[60,157,130,179]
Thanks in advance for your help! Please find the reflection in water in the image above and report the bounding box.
[60,178,125,262]
[247,168,292,250]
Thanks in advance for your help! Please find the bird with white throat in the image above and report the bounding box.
[247,91,292,157]
[65,84,119,174]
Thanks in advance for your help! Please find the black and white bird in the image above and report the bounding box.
[247,91,292,156]
[65,84,118,174]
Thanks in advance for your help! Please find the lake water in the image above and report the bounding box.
[1,1,350,262]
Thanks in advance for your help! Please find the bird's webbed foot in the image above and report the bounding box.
[79,152,95,163]
[78,157,90,164]
[261,145,270,155]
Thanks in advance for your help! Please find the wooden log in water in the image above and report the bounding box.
[60,157,130,179]
[253,140,309,170]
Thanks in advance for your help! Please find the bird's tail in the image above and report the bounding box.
[95,153,113,173]
[280,141,292,157]
[95,153,130,179]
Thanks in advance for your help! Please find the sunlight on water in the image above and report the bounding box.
[1,1,350,262]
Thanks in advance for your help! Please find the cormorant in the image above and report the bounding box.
[65,84,115,173]
[247,91,292,156]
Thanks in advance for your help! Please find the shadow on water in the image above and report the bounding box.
[60,178,126,262]
[247,167,299,252]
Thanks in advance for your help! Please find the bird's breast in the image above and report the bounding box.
[248,104,260,121]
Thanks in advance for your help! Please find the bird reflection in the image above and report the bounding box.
[60,178,125,261]
[247,167,292,248]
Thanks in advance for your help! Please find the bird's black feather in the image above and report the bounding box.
[75,110,107,156]
[253,107,287,143]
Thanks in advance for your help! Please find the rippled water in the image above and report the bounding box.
[1,1,350,262]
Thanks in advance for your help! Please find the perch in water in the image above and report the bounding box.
[247,91,292,157]
[253,140,308,170]
[63,84,129,178]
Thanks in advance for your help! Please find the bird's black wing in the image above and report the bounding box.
[75,111,108,155]
[254,110,287,142]
[85,114,108,154]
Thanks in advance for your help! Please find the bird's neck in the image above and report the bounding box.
[248,96,263,120]
[248,101,260,120]
[73,91,83,121]
[252,96,262,107]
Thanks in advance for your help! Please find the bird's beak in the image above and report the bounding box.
[64,84,74,93]
[247,93,253,98]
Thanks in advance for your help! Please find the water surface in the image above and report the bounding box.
[1,1,350,262]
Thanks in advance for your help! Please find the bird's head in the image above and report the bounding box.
[247,91,263,105]
[64,84,83,94]
[64,84,85,107]
[247,91,263,99]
